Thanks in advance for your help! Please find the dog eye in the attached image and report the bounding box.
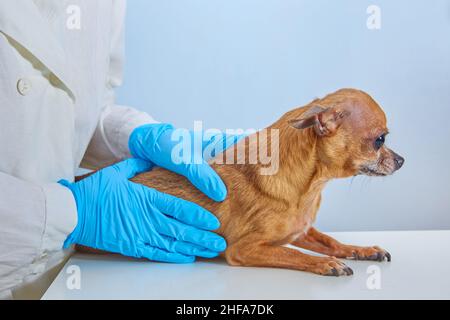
[374,135,385,150]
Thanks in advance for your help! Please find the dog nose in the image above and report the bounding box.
[395,155,405,169]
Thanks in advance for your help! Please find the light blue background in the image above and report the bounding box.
[117,0,450,232]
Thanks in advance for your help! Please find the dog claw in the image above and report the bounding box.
[327,265,353,277]
[344,267,354,276]
[385,251,392,262]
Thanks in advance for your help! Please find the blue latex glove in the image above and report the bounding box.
[60,158,226,263]
[129,124,246,202]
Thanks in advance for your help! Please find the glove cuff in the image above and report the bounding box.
[58,181,86,249]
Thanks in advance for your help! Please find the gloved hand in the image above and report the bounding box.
[60,158,226,263]
[129,123,246,202]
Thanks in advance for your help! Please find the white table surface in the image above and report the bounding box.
[42,230,450,300]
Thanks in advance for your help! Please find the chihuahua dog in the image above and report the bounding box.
[129,88,404,276]
[79,88,404,276]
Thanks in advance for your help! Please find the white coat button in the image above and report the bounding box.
[17,78,32,96]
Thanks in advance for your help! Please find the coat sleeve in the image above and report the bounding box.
[0,172,77,295]
[81,0,157,169]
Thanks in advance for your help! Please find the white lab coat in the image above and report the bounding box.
[0,0,157,298]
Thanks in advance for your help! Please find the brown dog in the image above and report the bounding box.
[127,88,405,276]
[78,88,404,276]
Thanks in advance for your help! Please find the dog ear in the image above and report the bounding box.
[289,105,350,136]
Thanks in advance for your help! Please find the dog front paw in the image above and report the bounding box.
[310,257,354,277]
[347,246,391,262]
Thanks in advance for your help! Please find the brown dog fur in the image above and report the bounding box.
[80,88,404,276]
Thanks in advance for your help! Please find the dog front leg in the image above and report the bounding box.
[292,228,391,262]
[225,240,353,276]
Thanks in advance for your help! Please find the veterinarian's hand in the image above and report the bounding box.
[129,124,246,202]
[59,158,226,263]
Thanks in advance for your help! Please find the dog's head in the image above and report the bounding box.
[289,88,404,178]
